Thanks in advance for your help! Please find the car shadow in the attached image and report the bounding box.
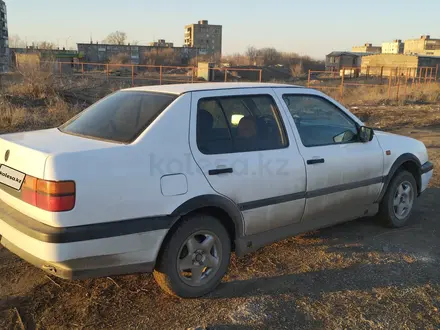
[0,296,24,312]
[209,259,437,300]
[206,326,259,330]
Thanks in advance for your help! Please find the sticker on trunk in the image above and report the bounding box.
[0,164,25,190]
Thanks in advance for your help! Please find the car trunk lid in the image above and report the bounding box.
[0,135,49,180]
[0,128,118,194]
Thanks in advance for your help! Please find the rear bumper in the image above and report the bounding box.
[1,237,154,280]
[0,199,173,279]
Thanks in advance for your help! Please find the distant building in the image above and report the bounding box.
[77,43,198,65]
[326,51,372,72]
[9,47,78,70]
[0,0,8,72]
[405,35,440,54]
[149,39,174,48]
[10,46,77,58]
[404,35,440,56]
[382,40,404,54]
[184,20,222,58]
[361,53,440,77]
[352,43,381,54]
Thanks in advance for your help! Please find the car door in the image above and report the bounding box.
[274,88,384,224]
[189,88,306,235]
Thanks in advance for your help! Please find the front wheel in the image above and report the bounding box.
[153,214,231,298]
[378,170,417,228]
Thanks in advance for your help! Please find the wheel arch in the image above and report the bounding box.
[156,195,244,261]
[377,153,422,202]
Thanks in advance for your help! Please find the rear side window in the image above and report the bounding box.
[197,95,288,154]
[60,91,176,143]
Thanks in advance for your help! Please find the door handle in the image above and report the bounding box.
[307,158,325,165]
[208,168,233,175]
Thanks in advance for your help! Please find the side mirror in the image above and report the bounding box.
[359,126,374,142]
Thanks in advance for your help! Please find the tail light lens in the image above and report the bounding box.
[21,176,75,212]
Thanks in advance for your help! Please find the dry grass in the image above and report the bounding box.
[405,83,440,104]
[294,285,440,329]
[342,85,391,105]
[0,66,114,135]
[7,71,54,100]
[7,62,60,98]
[349,104,440,130]
[316,82,440,107]
[0,95,82,134]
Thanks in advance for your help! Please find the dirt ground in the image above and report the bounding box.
[1,104,440,329]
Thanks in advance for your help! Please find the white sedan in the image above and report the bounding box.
[0,83,433,298]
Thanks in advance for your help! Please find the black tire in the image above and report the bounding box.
[378,170,417,228]
[153,214,231,298]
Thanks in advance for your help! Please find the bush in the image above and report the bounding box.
[144,48,181,66]
[0,64,99,134]
[290,62,304,77]
[0,92,83,134]
[8,62,56,99]
[109,53,131,64]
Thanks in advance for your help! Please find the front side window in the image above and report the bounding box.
[282,95,358,147]
[60,91,176,143]
[197,95,288,154]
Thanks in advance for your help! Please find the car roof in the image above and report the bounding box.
[123,82,302,95]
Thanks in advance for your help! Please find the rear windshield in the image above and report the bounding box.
[59,91,177,143]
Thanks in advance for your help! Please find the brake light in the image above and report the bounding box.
[21,176,75,212]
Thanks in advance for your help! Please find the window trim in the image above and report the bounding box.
[215,97,235,144]
[196,94,290,155]
[282,93,361,148]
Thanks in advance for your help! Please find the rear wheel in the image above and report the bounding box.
[153,214,231,298]
[378,170,417,228]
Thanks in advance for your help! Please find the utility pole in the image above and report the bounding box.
[65,36,71,50]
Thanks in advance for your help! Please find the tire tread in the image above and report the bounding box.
[153,214,231,298]
[378,170,416,228]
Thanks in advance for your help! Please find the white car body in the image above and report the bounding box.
[0,83,433,280]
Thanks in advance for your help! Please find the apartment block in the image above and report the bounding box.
[404,35,440,55]
[77,43,198,65]
[351,43,381,54]
[382,40,404,54]
[184,20,222,57]
[0,0,8,72]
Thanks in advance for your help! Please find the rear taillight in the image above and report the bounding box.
[21,176,75,212]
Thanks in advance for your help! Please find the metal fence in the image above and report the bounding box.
[209,67,263,83]
[307,65,439,102]
[18,60,438,103]
[37,61,263,86]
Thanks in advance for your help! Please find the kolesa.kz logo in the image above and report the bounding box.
[0,170,22,184]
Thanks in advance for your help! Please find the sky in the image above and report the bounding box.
[5,0,440,59]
